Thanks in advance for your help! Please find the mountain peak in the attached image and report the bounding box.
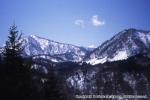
[125,28,136,31]
[29,34,42,40]
[28,35,49,50]
[30,34,37,38]
[85,28,150,65]
[123,28,150,35]
[29,35,50,42]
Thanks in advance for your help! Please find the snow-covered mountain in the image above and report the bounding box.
[85,28,150,65]
[22,35,90,62]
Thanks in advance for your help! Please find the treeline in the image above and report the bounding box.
[0,25,71,100]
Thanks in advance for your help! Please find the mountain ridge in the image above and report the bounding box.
[85,28,150,65]
[22,35,93,62]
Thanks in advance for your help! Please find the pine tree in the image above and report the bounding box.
[1,25,34,100]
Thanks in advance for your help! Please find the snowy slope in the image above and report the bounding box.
[85,28,150,65]
[22,35,89,62]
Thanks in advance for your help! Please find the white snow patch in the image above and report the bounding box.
[51,58,58,62]
[87,57,107,65]
[87,50,128,65]
[109,50,128,62]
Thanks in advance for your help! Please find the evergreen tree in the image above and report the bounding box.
[1,25,36,100]
[3,25,23,64]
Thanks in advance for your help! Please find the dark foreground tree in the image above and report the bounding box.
[44,68,70,100]
[0,25,42,100]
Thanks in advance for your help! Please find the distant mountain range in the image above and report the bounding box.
[1,28,150,65]
[21,28,150,65]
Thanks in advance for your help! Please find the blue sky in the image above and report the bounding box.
[0,0,150,47]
